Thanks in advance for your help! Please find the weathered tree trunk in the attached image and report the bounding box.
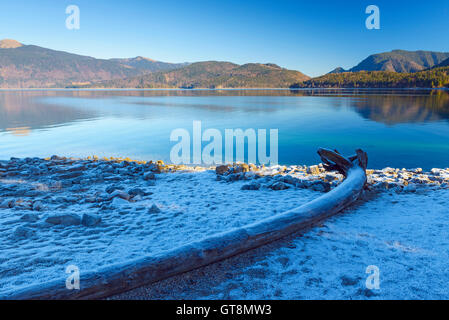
[2,148,367,300]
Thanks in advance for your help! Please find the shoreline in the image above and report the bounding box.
[1,87,448,91]
[0,156,448,298]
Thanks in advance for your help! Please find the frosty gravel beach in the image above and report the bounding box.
[1,155,448,299]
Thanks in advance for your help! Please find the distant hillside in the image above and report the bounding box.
[109,56,188,72]
[86,61,310,89]
[0,39,23,49]
[0,39,185,88]
[349,50,449,73]
[435,57,449,68]
[291,67,449,89]
[328,67,346,74]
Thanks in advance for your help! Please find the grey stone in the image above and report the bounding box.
[111,197,129,207]
[20,213,39,223]
[14,226,35,239]
[143,172,155,180]
[81,213,101,227]
[0,199,15,208]
[128,187,145,197]
[105,185,124,194]
[148,204,161,213]
[270,182,290,190]
[307,165,321,175]
[109,190,130,201]
[32,201,43,211]
[341,276,359,286]
[45,213,81,226]
[241,182,261,190]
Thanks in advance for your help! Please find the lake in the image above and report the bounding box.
[1,89,449,169]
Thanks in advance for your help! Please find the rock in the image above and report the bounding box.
[241,171,255,180]
[56,171,83,180]
[148,204,161,213]
[270,181,290,190]
[20,213,39,223]
[215,165,230,175]
[341,276,359,286]
[145,163,162,174]
[45,213,81,226]
[226,173,241,182]
[81,213,101,227]
[111,197,129,208]
[109,190,131,201]
[382,167,396,174]
[403,184,417,193]
[105,185,124,194]
[282,175,298,185]
[66,164,85,172]
[358,288,378,298]
[13,226,35,239]
[132,195,143,202]
[310,181,331,192]
[307,165,321,175]
[128,187,145,197]
[241,182,261,190]
[234,163,250,173]
[144,172,156,180]
[0,199,15,208]
[431,168,441,175]
[32,201,43,211]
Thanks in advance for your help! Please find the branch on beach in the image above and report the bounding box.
[2,148,368,300]
[318,148,368,177]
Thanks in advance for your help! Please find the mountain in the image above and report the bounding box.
[435,57,449,68]
[291,66,449,89]
[0,39,23,48]
[0,39,185,88]
[86,61,310,89]
[109,56,188,72]
[349,50,449,73]
[328,67,346,74]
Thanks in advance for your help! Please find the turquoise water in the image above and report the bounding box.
[1,89,449,169]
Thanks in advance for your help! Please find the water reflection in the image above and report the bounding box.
[1,89,449,131]
[1,89,449,168]
[0,91,97,131]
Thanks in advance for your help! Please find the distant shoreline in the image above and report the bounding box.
[0,87,448,91]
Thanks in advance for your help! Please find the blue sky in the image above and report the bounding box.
[1,0,448,76]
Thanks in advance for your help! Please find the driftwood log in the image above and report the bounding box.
[2,148,367,300]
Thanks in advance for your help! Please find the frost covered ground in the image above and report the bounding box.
[0,156,448,299]
[0,157,321,295]
[113,188,449,300]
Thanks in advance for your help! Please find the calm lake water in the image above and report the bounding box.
[1,89,449,169]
